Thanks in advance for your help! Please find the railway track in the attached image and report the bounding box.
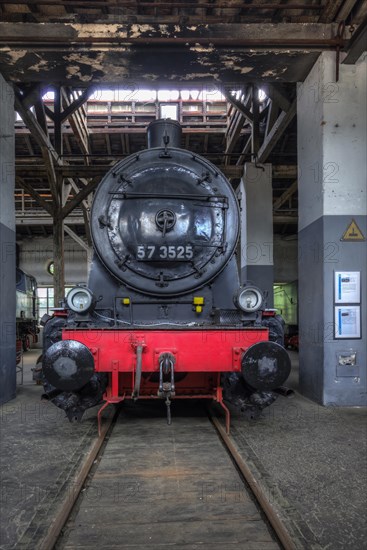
[40,402,297,550]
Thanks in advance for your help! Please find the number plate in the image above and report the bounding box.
[136,245,194,261]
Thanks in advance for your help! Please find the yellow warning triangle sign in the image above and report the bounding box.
[341,219,365,241]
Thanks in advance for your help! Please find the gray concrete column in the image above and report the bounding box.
[238,162,274,306]
[297,51,367,406]
[0,74,16,405]
[87,247,94,277]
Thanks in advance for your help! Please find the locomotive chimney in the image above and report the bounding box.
[147,119,182,149]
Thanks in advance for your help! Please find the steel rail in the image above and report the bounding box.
[39,409,117,550]
[37,406,302,549]
[210,414,299,550]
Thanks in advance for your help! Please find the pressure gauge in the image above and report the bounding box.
[235,286,263,313]
[66,287,95,314]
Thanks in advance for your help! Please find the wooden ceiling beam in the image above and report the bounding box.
[16,163,245,178]
[15,214,84,225]
[223,90,254,123]
[64,225,88,251]
[343,14,367,64]
[257,99,296,164]
[15,126,229,135]
[16,176,54,216]
[263,84,291,113]
[265,99,280,137]
[272,164,297,179]
[14,87,60,202]
[14,88,59,165]
[319,0,345,23]
[273,180,298,210]
[336,0,360,22]
[24,135,34,156]
[61,88,90,156]
[0,1,326,11]
[62,177,100,219]
[0,21,340,46]
[60,87,93,122]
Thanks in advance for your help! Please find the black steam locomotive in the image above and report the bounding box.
[42,120,290,431]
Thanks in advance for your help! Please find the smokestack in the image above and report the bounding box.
[147,119,182,149]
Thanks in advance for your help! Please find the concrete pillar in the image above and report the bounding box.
[238,162,274,306]
[297,51,367,406]
[87,247,94,277]
[0,74,16,405]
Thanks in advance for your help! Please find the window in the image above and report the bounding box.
[37,286,73,321]
[47,261,55,276]
[160,104,178,120]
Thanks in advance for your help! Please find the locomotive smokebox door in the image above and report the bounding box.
[241,342,291,391]
[43,340,95,392]
[90,121,239,296]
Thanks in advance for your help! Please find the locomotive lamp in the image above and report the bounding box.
[235,286,263,313]
[66,286,95,314]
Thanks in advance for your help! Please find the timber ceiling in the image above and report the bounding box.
[0,1,365,84]
[0,1,365,24]
[6,1,366,240]
[15,85,298,239]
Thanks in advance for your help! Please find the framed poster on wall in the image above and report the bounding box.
[334,306,361,339]
[334,272,361,304]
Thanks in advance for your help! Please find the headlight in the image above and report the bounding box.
[235,286,263,313]
[66,287,94,314]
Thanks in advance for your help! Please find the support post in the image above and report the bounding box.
[297,51,367,406]
[0,74,16,404]
[251,84,260,155]
[238,163,274,306]
[53,176,65,307]
[54,85,63,157]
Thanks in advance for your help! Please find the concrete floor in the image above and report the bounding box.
[0,350,100,549]
[0,349,366,549]
[230,353,367,550]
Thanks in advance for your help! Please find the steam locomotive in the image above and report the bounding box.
[42,120,290,431]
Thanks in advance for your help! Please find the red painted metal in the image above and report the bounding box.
[63,328,268,373]
[98,384,232,436]
[262,310,277,317]
[214,383,231,434]
[53,310,68,317]
[63,327,269,434]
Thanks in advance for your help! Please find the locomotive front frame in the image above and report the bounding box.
[62,326,269,433]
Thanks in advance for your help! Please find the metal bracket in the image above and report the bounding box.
[335,20,346,82]
[158,352,176,425]
[232,347,243,371]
